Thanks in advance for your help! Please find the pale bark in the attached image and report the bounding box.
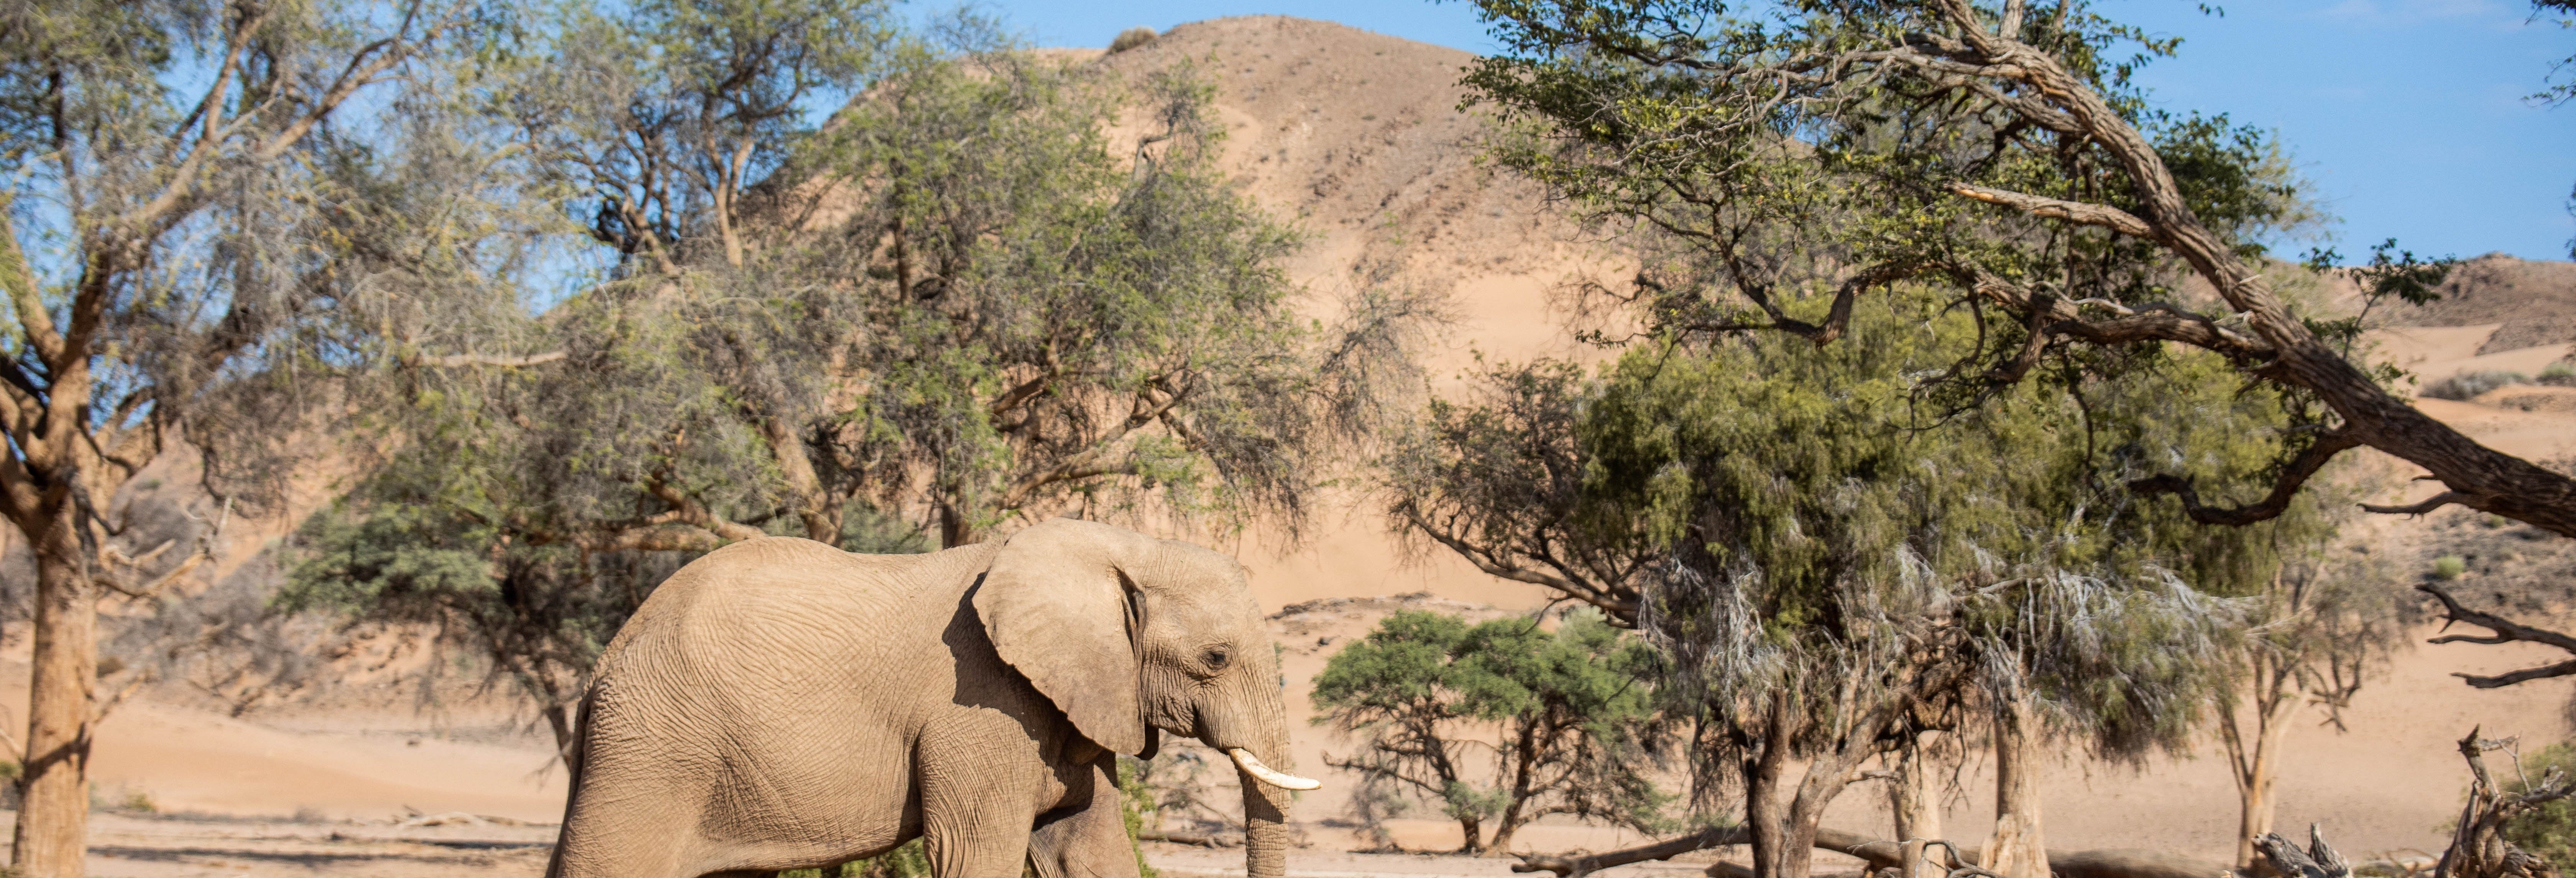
[1893,736,1947,878]
[1985,697,2049,878]
[2221,681,2298,871]
[14,532,97,878]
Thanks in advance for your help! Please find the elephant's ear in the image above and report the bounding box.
[974,517,1152,756]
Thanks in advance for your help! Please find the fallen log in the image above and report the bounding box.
[1513,826,1748,876]
[2252,828,2349,878]
[2052,849,2235,878]
[1511,825,2231,878]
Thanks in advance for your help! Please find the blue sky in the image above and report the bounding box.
[965,0,2575,263]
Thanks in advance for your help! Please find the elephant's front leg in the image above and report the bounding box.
[918,724,1049,878]
[1027,757,1141,878]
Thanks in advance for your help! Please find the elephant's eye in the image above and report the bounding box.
[1201,647,1232,671]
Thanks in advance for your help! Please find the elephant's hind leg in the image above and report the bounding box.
[1027,758,1141,878]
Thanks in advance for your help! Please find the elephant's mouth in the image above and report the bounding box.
[1226,748,1320,790]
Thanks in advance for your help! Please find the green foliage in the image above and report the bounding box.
[1383,290,2359,854]
[279,496,690,735]
[2504,742,2576,868]
[1311,608,1669,853]
[813,54,1364,543]
[2433,556,2469,581]
[511,0,895,264]
[1117,757,1163,878]
[1448,0,2398,519]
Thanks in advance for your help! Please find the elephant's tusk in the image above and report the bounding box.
[1226,748,1321,791]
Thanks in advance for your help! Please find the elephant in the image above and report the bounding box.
[544,517,1317,878]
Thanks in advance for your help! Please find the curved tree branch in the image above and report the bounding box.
[2418,584,2576,688]
[2128,430,2362,526]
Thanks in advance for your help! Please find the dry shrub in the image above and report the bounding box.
[2424,371,2529,400]
[1109,26,1156,53]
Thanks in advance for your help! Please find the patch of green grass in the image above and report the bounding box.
[2431,556,2468,581]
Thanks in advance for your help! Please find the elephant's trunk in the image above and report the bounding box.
[1239,760,1291,878]
[1203,666,1300,878]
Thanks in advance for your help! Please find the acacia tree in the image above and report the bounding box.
[291,28,1434,755]
[0,0,507,872]
[1455,0,2576,539]
[1383,299,2258,878]
[2212,521,2409,871]
[814,57,1373,546]
[1310,608,1669,855]
[278,0,898,761]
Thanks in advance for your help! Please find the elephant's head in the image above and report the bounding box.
[974,517,1314,878]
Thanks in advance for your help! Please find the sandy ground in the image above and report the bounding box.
[14,15,2576,878]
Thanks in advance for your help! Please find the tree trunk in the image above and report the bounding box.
[1487,717,1544,856]
[2230,698,2296,872]
[1985,697,2048,878]
[2221,643,2303,875]
[1746,693,1801,878]
[937,502,975,549]
[14,518,96,878]
[1782,730,1878,878]
[1893,735,1945,878]
[542,701,578,769]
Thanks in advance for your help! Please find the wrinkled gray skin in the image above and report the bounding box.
[545,518,1300,878]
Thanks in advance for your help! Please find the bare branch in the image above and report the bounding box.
[2417,584,2576,689]
[2362,492,2470,517]
[1945,183,2158,240]
[406,351,568,368]
[2129,430,2362,526]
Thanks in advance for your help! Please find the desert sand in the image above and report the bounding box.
[6,15,2572,878]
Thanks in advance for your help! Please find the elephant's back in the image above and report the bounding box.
[600,537,996,683]
[586,537,998,756]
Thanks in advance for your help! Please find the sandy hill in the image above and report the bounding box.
[13,15,2576,878]
[2379,254,2576,355]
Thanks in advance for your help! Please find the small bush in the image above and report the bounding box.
[2423,371,2528,400]
[94,785,154,814]
[2431,555,2468,581]
[1108,27,1157,53]
[2538,362,2576,388]
[2502,742,2576,868]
